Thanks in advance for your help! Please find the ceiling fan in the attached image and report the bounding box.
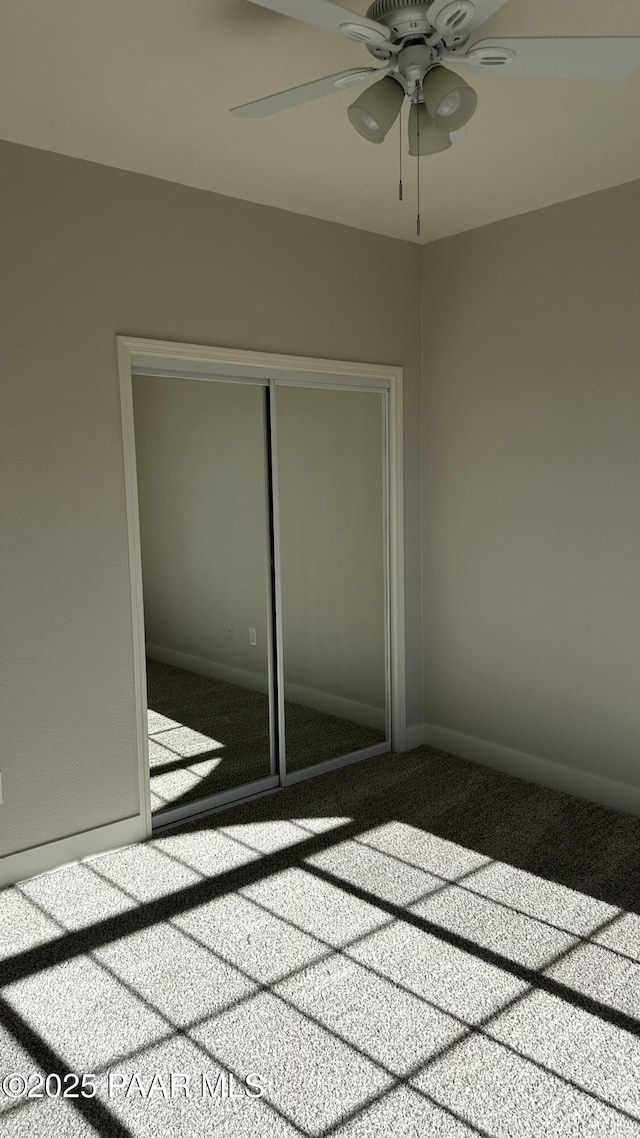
[230,0,640,153]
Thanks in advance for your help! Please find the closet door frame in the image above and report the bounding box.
[117,336,406,839]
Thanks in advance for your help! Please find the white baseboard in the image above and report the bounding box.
[0,814,147,890]
[403,723,426,750]
[284,682,385,731]
[146,644,269,695]
[146,643,385,730]
[422,722,640,818]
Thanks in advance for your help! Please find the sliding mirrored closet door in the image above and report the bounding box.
[132,374,275,820]
[275,384,389,777]
[131,367,391,825]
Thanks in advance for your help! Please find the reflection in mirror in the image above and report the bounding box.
[276,385,388,772]
[133,375,273,816]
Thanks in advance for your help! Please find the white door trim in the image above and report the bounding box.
[117,335,406,841]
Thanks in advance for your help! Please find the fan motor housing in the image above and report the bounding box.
[366,0,429,23]
[365,0,469,58]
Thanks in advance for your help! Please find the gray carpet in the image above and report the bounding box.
[3,745,640,1137]
[147,657,386,815]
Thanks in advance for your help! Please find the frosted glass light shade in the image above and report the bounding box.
[422,66,477,131]
[348,76,404,143]
[408,103,452,156]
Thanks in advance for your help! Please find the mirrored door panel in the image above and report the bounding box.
[133,375,274,817]
[276,384,388,773]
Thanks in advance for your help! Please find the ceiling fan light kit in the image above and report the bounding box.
[421,65,478,131]
[347,75,405,142]
[408,102,452,156]
[230,0,640,237]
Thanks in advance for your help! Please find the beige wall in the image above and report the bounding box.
[421,180,640,788]
[1,139,422,859]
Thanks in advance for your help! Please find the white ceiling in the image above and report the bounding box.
[1,0,639,243]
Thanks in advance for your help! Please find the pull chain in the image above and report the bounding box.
[398,104,403,201]
[416,101,421,237]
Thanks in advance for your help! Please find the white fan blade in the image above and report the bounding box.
[242,0,390,44]
[425,0,509,38]
[230,68,389,117]
[461,37,640,79]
